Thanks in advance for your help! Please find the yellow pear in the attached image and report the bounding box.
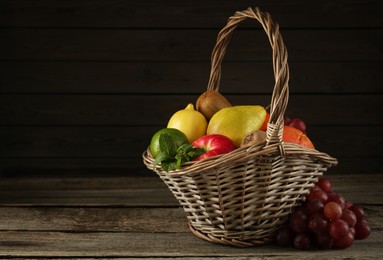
[207,105,266,147]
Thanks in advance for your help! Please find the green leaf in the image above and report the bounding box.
[154,137,207,171]
[154,152,173,166]
[188,147,205,159]
[177,143,192,153]
[176,157,183,169]
[159,133,177,156]
[162,161,177,172]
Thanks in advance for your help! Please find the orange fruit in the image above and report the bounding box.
[283,125,315,149]
[261,112,270,131]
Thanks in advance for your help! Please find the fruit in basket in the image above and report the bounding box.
[285,117,307,134]
[240,130,266,147]
[150,128,205,172]
[149,128,188,158]
[275,177,371,251]
[196,90,232,120]
[207,105,267,147]
[283,125,315,149]
[260,112,270,131]
[192,134,237,161]
[167,103,207,143]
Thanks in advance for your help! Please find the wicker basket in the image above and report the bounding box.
[143,7,337,247]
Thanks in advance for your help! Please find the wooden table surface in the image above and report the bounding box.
[0,172,381,259]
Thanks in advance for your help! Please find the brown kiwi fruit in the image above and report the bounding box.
[196,90,231,120]
[240,130,267,148]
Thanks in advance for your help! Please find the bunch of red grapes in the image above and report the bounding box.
[275,178,371,250]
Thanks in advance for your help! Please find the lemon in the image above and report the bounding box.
[167,103,207,143]
[207,105,266,147]
[149,128,188,158]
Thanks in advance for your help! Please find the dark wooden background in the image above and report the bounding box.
[0,0,382,176]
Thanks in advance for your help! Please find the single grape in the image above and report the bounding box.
[284,116,292,125]
[327,192,346,209]
[341,208,357,227]
[290,209,308,233]
[316,178,332,193]
[349,204,366,221]
[345,201,353,209]
[328,219,349,240]
[307,188,328,203]
[354,219,371,240]
[288,118,307,133]
[275,225,295,246]
[305,199,324,215]
[316,232,334,249]
[324,202,343,220]
[308,213,328,234]
[334,230,354,249]
[294,233,311,250]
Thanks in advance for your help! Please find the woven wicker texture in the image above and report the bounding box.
[143,7,337,247]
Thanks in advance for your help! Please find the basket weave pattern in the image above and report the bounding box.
[143,7,337,247]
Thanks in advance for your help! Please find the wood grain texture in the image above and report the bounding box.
[1,29,382,62]
[0,230,381,258]
[1,157,381,176]
[1,126,382,157]
[1,0,382,28]
[1,1,381,176]
[0,94,381,125]
[0,125,382,174]
[0,174,381,258]
[0,207,188,232]
[0,174,381,206]
[1,61,381,94]
[0,205,380,232]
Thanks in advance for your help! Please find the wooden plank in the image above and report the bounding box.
[0,230,381,258]
[0,175,178,207]
[0,126,382,158]
[0,205,380,232]
[326,176,383,205]
[0,207,188,232]
[0,174,381,257]
[0,126,155,157]
[0,174,379,191]
[1,61,381,94]
[0,157,382,175]
[0,157,155,176]
[309,126,383,159]
[0,94,381,126]
[1,0,382,28]
[1,29,382,61]
[0,175,164,190]
[0,188,178,207]
[0,174,381,206]
[331,157,383,175]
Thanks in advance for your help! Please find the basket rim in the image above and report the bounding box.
[143,140,337,176]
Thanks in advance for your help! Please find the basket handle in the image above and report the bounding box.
[207,7,289,146]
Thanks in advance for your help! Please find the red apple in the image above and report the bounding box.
[192,134,237,161]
